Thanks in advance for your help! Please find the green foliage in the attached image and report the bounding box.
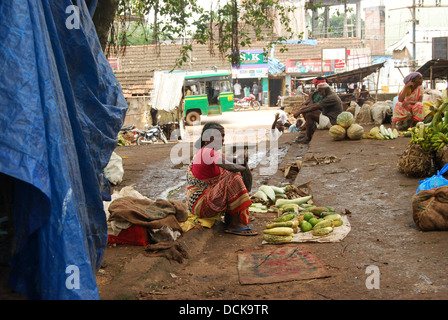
[106,0,299,70]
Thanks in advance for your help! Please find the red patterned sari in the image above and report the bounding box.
[392,85,424,123]
[186,149,252,225]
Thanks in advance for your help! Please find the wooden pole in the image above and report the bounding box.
[375,68,381,101]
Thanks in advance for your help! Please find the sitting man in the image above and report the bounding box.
[289,77,326,133]
[295,82,343,143]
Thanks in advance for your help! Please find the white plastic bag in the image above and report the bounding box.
[316,113,331,129]
[104,152,124,185]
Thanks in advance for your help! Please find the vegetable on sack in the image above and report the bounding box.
[266,220,299,229]
[310,207,331,217]
[275,195,312,207]
[263,227,294,236]
[332,219,343,227]
[308,217,319,227]
[295,213,305,224]
[259,185,276,201]
[312,219,333,229]
[321,214,341,221]
[270,186,286,194]
[253,190,268,202]
[275,193,287,199]
[312,227,334,236]
[274,213,298,222]
[299,220,313,232]
[263,234,293,243]
[301,204,315,209]
[249,206,268,213]
[280,204,301,213]
[303,212,314,221]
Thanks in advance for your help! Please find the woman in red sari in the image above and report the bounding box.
[391,72,424,131]
[186,122,257,236]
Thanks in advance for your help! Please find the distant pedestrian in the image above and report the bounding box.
[243,85,250,97]
[233,81,242,99]
[252,82,260,103]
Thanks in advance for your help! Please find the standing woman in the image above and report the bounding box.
[391,72,425,131]
[186,122,257,236]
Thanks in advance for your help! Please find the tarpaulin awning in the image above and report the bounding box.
[299,62,386,84]
[0,0,127,299]
[417,59,448,80]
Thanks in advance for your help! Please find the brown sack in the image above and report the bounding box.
[108,196,188,227]
[412,185,448,231]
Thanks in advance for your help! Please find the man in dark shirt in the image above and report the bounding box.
[296,82,342,143]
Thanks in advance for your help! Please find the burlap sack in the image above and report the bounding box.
[108,196,188,228]
[354,104,373,124]
[412,185,448,231]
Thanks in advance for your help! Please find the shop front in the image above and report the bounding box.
[232,49,269,106]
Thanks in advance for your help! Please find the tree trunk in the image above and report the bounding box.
[91,0,119,52]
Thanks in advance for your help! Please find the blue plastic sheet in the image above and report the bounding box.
[0,0,127,299]
[268,57,285,76]
[416,163,448,194]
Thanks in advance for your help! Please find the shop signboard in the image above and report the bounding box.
[232,49,268,79]
[239,50,268,66]
[285,59,345,74]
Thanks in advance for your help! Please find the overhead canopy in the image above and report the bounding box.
[416,59,448,80]
[299,62,386,85]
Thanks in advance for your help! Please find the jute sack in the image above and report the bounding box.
[412,185,448,231]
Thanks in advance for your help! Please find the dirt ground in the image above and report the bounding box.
[96,124,448,302]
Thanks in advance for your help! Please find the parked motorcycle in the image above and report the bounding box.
[234,94,260,111]
[135,124,168,145]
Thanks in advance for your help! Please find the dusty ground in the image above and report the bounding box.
[97,124,448,302]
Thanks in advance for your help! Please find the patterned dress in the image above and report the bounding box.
[392,85,424,124]
[186,148,252,225]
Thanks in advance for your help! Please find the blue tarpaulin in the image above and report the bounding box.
[0,0,127,299]
[268,57,285,76]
